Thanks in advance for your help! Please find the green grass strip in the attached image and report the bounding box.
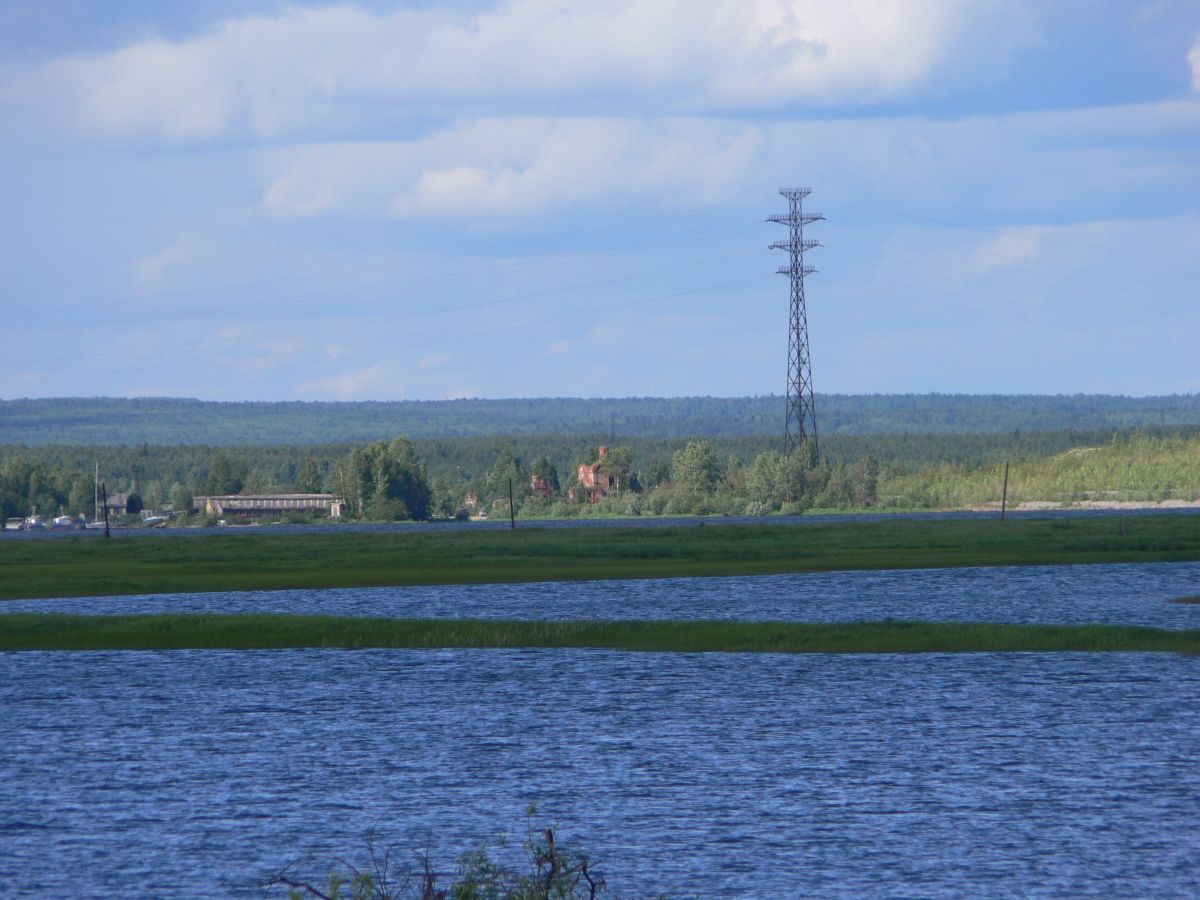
[3,514,1200,600]
[2,614,1197,654]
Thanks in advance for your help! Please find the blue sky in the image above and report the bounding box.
[1,0,1197,401]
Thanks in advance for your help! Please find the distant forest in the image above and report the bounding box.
[5,426,1200,522]
[5,394,1200,521]
[2,394,1200,445]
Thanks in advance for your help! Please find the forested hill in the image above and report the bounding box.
[2,394,1199,445]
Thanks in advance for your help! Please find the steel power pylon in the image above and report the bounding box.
[769,187,824,459]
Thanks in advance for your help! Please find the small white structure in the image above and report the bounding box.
[192,494,345,519]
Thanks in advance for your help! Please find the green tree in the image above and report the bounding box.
[747,451,782,509]
[170,483,193,515]
[672,440,720,498]
[205,451,241,495]
[296,457,323,493]
[67,476,93,517]
[599,445,633,493]
[488,451,531,507]
[854,455,881,507]
[429,477,457,518]
[815,461,853,508]
[644,459,671,489]
[343,437,432,521]
[241,469,270,495]
[775,453,809,505]
[143,480,164,512]
[531,456,560,492]
[722,455,747,496]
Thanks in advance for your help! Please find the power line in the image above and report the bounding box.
[769,187,823,459]
[820,192,1200,271]
[93,275,775,393]
[0,195,776,323]
[6,250,765,379]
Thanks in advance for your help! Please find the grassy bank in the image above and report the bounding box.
[883,433,1200,507]
[2,614,1197,654]
[2,514,1199,601]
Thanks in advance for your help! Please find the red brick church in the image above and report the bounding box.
[575,446,616,504]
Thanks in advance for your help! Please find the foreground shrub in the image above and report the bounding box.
[261,822,605,900]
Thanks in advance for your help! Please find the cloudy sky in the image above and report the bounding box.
[1,0,1198,400]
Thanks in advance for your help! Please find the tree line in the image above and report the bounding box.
[6,430,1198,523]
[4,394,1200,444]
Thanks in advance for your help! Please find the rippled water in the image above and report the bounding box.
[9,561,1200,629]
[4,564,1200,896]
[2,649,1198,898]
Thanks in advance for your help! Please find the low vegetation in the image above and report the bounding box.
[886,433,1200,508]
[3,614,1198,654]
[262,820,604,900]
[2,516,1199,600]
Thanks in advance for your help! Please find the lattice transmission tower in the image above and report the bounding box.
[769,187,824,459]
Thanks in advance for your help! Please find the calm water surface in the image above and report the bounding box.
[1,649,1197,897]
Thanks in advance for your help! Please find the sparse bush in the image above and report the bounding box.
[261,816,605,900]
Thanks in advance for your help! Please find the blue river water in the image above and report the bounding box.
[7,561,1200,629]
[3,563,1200,897]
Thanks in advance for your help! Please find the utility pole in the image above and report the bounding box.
[101,482,110,538]
[1000,461,1010,521]
[508,477,516,530]
[769,188,824,460]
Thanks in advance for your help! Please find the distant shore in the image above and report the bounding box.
[971,499,1200,512]
[3,514,1199,601]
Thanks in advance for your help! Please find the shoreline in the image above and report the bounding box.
[971,499,1200,512]
[3,615,1198,654]
[3,515,1200,601]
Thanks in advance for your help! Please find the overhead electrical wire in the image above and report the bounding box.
[0,220,765,335]
[6,248,766,376]
[819,268,1200,341]
[817,274,1200,355]
[7,187,1196,396]
[58,274,776,392]
[820,191,1200,272]
[819,227,1198,311]
[817,245,1196,326]
[0,194,776,323]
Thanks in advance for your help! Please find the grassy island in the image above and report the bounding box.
[2,614,1198,654]
[2,515,1199,601]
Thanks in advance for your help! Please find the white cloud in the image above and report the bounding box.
[954,226,1047,279]
[262,118,767,219]
[132,234,213,294]
[7,0,1037,143]
[1190,34,1200,91]
[296,364,391,399]
[257,100,1200,221]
